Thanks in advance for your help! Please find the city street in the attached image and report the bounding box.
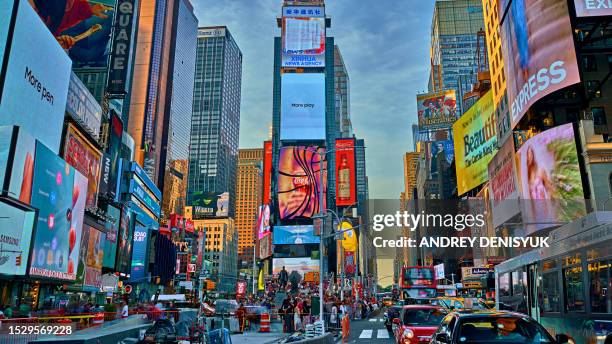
[340,315,394,344]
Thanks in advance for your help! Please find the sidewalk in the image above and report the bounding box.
[230,320,286,344]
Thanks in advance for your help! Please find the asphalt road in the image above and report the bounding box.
[337,314,396,344]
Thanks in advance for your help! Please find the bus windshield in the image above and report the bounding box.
[402,267,435,287]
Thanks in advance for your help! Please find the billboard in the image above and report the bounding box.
[0,1,14,65]
[516,123,586,235]
[0,126,12,189]
[0,0,71,154]
[63,123,102,208]
[107,0,137,95]
[76,224,106,289]
[280,73,326,140]
[29,142,87,280]
[277,146,326,220]
[430,140,454,175]
[573,0,612,17]
[273,257,319,278]
[263,141,272,204]
[191,192,229,219]
[99,111,122,200]
[257,204,271,240]
[129,224,149,282]
[0,200,36,276]
[7,128,36,204]
[115,205,133,274]
[281,13,325,67]
[258,233,272,259]
[102,204,119,269]
[499,0,580,128]
[416,90,457,129]
[335,139,356,206]
[66,73,102,139]
[30,0,116,67]
[488,138,520,228]
[453,92,498,195]
[273,225,320,245]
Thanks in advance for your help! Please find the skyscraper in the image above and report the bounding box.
[235,148,263,268]
[429,0,484,115]
[334,45,352,138]
[188,27,243,218]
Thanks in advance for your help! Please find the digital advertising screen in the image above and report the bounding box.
[335,138,356,206]
[115,205,133,274]
[263,141,272,204]
[280,73,326,140]
[258,233,272,259]
[257,204,271,239]
[488,138,520,228]
[102,204,120,269]
[0,126,13,190]
[499,0,580,128]
[429,140,454,175]
[277,146,327,220]
[66,73,102,139]
[8,128,36,205]
[0,200,36,276]
[281,14,325,67]
[516,123,586,235]
[573,0,612,17]
[416,90,457,129]
[63,123,102,208]
[453,92,498,195]
[273,225,320,245]
[76,224,106,289]
[129,224,149,282]
[191,191,229,219]
[29,142,87,280]
[99,111,122,200]
[273,257,319,278]
[0,0,71,154]
[0,0,15,66]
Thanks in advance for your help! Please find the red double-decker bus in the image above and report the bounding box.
[400,266,437,299]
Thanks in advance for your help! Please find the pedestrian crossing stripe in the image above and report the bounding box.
[359,330,373,339]
[377,330,389,339]
[380,318,385,322]
[369,319,377,322]
[357,329,390,339]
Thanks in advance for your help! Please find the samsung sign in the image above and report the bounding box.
[280,73,326,140]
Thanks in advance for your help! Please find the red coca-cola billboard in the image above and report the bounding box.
[335,138,356,206]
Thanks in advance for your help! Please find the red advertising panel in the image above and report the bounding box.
[63,123,102,208]
[335,139,356,206]
[263,141,272,205]
[236,281,247,299]
[499,0,580,129]
[573,0,612,17]
[277,146,327,220]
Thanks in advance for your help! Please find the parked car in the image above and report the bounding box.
[429,310,573,344]
[391,305,447,344]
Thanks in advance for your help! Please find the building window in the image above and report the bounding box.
[541,271,561,312]
[586,80,602,98]
[589,261,611,313]
[581,55,598,71]
[564,266,585,312]
[592,107,607,126]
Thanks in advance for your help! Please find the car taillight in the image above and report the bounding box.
[403,328,414,343]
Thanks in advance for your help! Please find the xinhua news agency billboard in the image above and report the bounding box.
[281,73,326,140]
[281,6,325,68]
[499,0,580,129]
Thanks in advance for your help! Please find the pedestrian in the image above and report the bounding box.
[330,302,338,331]
[293,299,302,332]
[279,266,289,289]
[121,301,129,319]
[236,303,246,332]
[280,298,291,333]
[341,309,350,344]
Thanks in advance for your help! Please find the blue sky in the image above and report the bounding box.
[191,1,435,199]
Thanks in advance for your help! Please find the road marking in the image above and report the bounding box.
[380,318,385,322]
[377,330,390,339]
[359,330,373,339]
[369,318,377,322]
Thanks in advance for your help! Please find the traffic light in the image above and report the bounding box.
[15,255,21,266]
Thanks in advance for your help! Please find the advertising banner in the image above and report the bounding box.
[344,251,356,276]
[66,73,102,139]
[340,221,357,251]
[335,139,356,206]
[8,128,36,204]
[107,0,136,95]
[115,205,133,274]
[273,257,319,278]
[416,90,457,129]
[236,281,247,298]
[0,0,71,154]
[191,191,229,219]
[273,225,320,245]
[129,179,161,218]
[129,224,149,282]
[0,126,12,191]
[29,142,87,280]
[258,233,272,259]
[281,14,325,67]
[488,138,520,228]
[453,92,498,195]
[99,111,122,200]
[30,0,116,67]
[63,123,102,208]
[516,123,586,235]
[573,0,612,17]
[277,146,326,220]
[499,0,580,128]
[0,1,15,66]
[76,224,106,289]
[430,140,455,175]
[263,141,272,204]
[257,204,271,239]
[0,200,36,276]
[102,204,120,269]
[280,73,326,140]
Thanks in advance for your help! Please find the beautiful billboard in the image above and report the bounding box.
[453,92,498,195]
[416,90,457,129]
[277,146,327,220]
[258,233,272,259]
[488,138,520,228]
[63,123,102,208]
[29,142,87,280]
[573,0,612,17]
[0,0,71,154]
[0,200,36,276]
[273,257,319,278]
[280,73,326,140]
[273,225,320,245]
[499,0,580,128]
[66,73,102,139]
[263,141,272,204]
[257,204,271,240]
[281,9,325,68]
[191,191,229,219]
[516,123,586,235]
[335,138,356,206]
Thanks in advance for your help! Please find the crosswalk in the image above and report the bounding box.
[357,329,391,339]
[368,318,386,322]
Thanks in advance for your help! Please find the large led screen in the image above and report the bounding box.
[273,257,319,278]
[453,92,498,195]
[63,123,102,208]
[516,123,586,235]
[499,0,580,128]
[76,224,106,290]
[335,138,356,206]
[273,225,320,245]
[129,224,149,282]
[277,146,326,220]
[263,141,272,204]
[115,205,133,274]
[416,90,457,129]
[8,128,36,204]
[429,140,454,175]
[281,73,326,140]
[488,138,520,228]
[29,142,88,280]
[257,204,271,240]
[191,191,229,219]
[281,15,325,67]
[0,0,71,154]
[102,204,120,269]
[0,200,36,276]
